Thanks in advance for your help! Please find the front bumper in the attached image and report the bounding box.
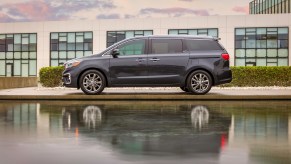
[62,69,79,88]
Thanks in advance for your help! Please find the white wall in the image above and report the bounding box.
[0,14,290,76]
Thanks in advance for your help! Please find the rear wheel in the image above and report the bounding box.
[79,70,106,95]
[187,70,212,95]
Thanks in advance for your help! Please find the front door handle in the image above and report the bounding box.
[149,58,160,62]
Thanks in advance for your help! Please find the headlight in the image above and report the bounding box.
[65,60,81,69]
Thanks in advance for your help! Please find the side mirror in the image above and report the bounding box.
[112,49,120,58]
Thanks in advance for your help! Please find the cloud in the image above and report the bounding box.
[96,14,120,19]
[140,7,210,16]
[0,0,116,22]
[232,6,249,14]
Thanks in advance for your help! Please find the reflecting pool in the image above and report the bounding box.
[0,101,291,164]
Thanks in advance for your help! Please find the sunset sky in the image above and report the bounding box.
[0,0,251,23]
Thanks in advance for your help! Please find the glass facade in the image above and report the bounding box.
[50,32,93,66]
[250,0,291,14]
[168,28,218,38]
[235,27,289,66]
[106,30,153,47]
[0,33,37,77]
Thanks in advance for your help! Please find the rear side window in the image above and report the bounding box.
[151,39,182,54]
[185,40,223,51]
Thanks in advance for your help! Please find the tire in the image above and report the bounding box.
[180,87,190,92]
[186,70,212,95]
[79,70,106,95]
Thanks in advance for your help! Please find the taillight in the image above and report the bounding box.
[221,53,229,61]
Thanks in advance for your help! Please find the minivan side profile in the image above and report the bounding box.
[62,35,232,95]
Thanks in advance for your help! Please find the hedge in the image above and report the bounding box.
[38,66,291,87]
[39,66,65,87]
[223,66,291,87]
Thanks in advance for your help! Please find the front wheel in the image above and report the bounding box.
[79,70,106,95]
[187,70,212,95]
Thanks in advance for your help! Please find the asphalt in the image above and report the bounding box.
[0,87,290,100]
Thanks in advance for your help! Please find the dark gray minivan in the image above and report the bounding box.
[62,35,232,95]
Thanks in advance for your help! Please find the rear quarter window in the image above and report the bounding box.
[185,40,223,51]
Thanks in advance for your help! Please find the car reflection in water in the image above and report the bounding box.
[61,104,231,158]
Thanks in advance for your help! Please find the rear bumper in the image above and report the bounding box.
[214,69,232,85]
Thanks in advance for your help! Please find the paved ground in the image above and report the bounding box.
[0,87,290,100]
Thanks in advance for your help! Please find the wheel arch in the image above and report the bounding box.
[184,68,215,87]
[77,68,108,89]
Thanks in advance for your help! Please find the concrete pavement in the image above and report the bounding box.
[0,87,290,100]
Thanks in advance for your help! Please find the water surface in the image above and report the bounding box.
[0,101,290,164]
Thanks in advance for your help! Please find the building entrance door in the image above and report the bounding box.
[6,63,13,77]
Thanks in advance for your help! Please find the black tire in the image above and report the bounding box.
[180,87,190,92]
[186,70,212,95]
[79,70,106,95]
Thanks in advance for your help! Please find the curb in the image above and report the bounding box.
[0,95,291,100]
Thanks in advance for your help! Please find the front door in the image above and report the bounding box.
[6,63,13,77]
[147,39,189,85]
[109,38,148,86]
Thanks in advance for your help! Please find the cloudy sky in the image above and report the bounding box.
[0,0,251,23]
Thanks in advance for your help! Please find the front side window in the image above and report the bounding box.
[235,27,288,66]
[151,39,182,54]
[118,39,145,56]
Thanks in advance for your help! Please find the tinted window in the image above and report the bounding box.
[118,39,145,56]
[185,40,222,51]
[151,39,182,54]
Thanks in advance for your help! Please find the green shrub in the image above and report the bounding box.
[39,66,65,87]
[222,66,291,87]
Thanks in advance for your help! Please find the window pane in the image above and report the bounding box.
[29,60,36,76]
[256,40,266,48]
[0,52,5,59]
[257,58,267,66]
[267,40,278,48]
[76,43,83,50]
[257,49,266,57]
[235,59,245,66]
[246,49,256,57]
[76,36,84,42]
[51,60,59,66]
[59,51,66,59]
[29,34,37,43]
[267,49,277,57]
[278,49,288,57]
[0,61,5,75]
[22,52,29,59]
[188,30,197,35]
[125,31,134,38]
[14,34,21,44]
[7,44,13,51]
[236,29,245,35]
[6,52,13,59]
[51,33,58,39]
[208,29,218,37]
[67,43,75,50]
[14,60,21,75]
[84,32,92,39]
[278,58,288,66]
[68,51,75,58]
[29,44,37,51]
[144,31,153,36]
[21,64,29,77]
[76,51,83,58]
[51,51,58,59]
[22,38,29,44]
[246,40,256,48]
[30,52,36,59]
[84,51,92,56]
[14,52,21,59]
[68,33,75,43]
[236,49,245,57]
[59,43,66,51]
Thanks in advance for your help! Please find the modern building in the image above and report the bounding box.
[0,14,290,79]
[249,0,291,14]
